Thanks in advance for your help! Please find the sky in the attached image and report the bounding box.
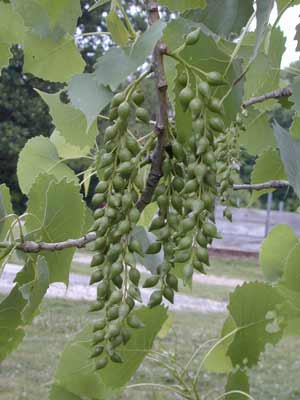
[268,5,300,67]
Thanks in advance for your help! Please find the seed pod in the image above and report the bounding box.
[193,258,205,273]
[183,264,193,284]
[155,226,171,241]
[171,195,183,214]
[132,90,145,106]
[128,238,143,256]
[91,345,104,358]
[93,330,105,345]
[93,237,107,252]
[122,192,133,210]
[90,270,104,285]
[119,303,131,320]
[99,152,114,169]
[118,101,130,120]
[193,118,205,135]
[95,181,108,194]
[143,275,160,288]
[206,71,226,86]
[94,208,105,220]
[107,305,119,321]
[103,165,114,180]
[104,125,118,143]
[179,86,194,111]
[95,356,109,370]
[162,287,174,304]
[203,222,219,238]
[117,220,131,235]
[112,92,126,107]
[118,148,132,163]
[112,274,123,289]
[125,252,136,267]
[127,314,145,329]
[128,208,140,224]
[183,179,198,194]
[189,97,203,118]
[136,107,150,124]
[106,207,117,221]
[163,244,175,259]
[92,193,105,207]
[129,268,141,286]
[224,207,233,222]
[157,194,169,213]
[196,231,207,247]
[109,291,123,305]
[178,71,188,86]
[172,141,186,162]
[162,159,172,176]
[209,117,225,133]
[149,216,165,231]
[93,319,106,332]
[111,261,123,278]
[107,323,121,339]
[128,285,142,302]
[121,327,132,344]
[166,274,178,291]
[196,246,209,265]
[203,151,216,168]
[167,213,180,229]
[117,161,132,178]
[185,28,201,46]
[202,192,215,211]
[179,217,196,233]
[146,241,162,254]
[174,251,192,263]
[91,253,105,267]
[108,194,121,208]
[107,244,122,263]
[177,236,193,250]
[157,261,171,275]
[126,135,140,155]
[110,351,123,363]
[89,301,105,312]
[207,97,224,115]
[172,176,185,192]
[109,107,118,121]
[148,290,163,308]
[198,81,211,99]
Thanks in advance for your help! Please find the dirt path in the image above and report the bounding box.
[1,263,228,314]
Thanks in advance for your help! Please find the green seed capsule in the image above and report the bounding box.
[107,305,119,321]
[183,179,198,194]
[104,125,118,142]
[91,253,105,267]
[118,148,132,162]
[117,162,132,178]
[94,208,105,219]
[157,261,171,275]
[126,135,140,155]
[90,270,104,285]
[127,314,145,329]
[93,330,105,345]
[125,252,136,268]
[178,71,188,86]
[89,301,105,312]
[198,81,211,99]
[110,351,123,363]
[209,117,225,133]
[128,238,143,256]
[206,71,226,86]
[95,181,108,194]
[132,90,145,105]
[109,107,118,121]
[174,251,192,263]
[109,291,123,305]
[172,176,185,192]
[203,151,216,167]
[207,97,224,115]
[93,319,106,332]
[162,159,172,176]
[118,220,131,235]
[118,101,130,120]
[157,195,169,213]
[148,290,163,308]
[107,244,122,263]
[193,118,205,135]
[177,236,193,250]
[156,226,171,241]
[196,246,209,265]
[129,268,141,286]
[107,323,121,339]
[92,193,105,207]
[172,141,186,162]
[112,92,126,107]
[193,258,205,273]
[146,241,162,254]
[95,356,109,370]
[185,28,201,46]
[224,207,233,222]
[183,264,193,284]
[121,327,132,344]
[112,274,123,289]
[196,231,208,247]
[128,208,140,224]
[128,285,142,302]
[149,216,165,231]
[121,193,133,211]
[179,86,194,111]
[119,304,131,320]
[111,262,124,278]
[143,275,160,288]
[103,165,114,180]
[106,207,117,221]
[171,195,183,214]
[179,217,196,233]
[202,192,215,211]
[97,280,110,299]
[136,107,150,124]
[189,97,203,118]
[91,345,104,358]
[112,175,126,192]
[166,274,178,291]
[203,222,219,238]
[99,152,114,169]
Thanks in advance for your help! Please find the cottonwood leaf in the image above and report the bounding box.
[50,307,168,399]
[158,0,206,12]
[260,224,298,282]
[250,148,287,204]
[25,176,85,284]
[106,8,129,48]
[17,136,77,195]
[50,130,91,159]
[0,2,26,46]
[277,0,300,11]
[227,282,284,367]
[254,0,274,58]
[89,0,111,12]
[225,369,250,400]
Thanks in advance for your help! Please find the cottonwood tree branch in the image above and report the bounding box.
[136,1,169,212]
[242,87,293,108]
[233,180,290,191]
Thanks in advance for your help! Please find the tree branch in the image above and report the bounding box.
[242,87,292,109]
[136,1,169,212]
[233,180,290,191]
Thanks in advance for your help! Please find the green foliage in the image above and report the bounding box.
[158,0,207,12]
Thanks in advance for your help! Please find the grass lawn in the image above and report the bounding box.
[1,298,300,400]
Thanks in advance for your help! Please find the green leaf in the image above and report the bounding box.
[225,369,250,400]
[184,0,254,37]
[291,116,300,140]
[282,242,300,292]
[106,8,129,47]
[38,90,98,148]
[277,0,300,12]
[89,0,111,12]
[17,136,77,195]
[227,282,283,367]
[50,130,91,159]
[254,0,274,57]
[67,74,113,128]
[0,184,13,241]
[250,148,287,204]
[244,28,286,110]
[260,225,298,282]
[25,176,86,284]
[274,122,300,199]
[49,385,81,400]
[23,33,85,82]
[240,109,276,155]
[94,20,166,90]
[0,43,11,72]
[158,0,207,12]
[138,202,158,227]
[50,306,168,399]
[11,0,82,41]
[291,78,300,115]
[0,2,26,46]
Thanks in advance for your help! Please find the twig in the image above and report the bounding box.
[233,180,290,191]
[136,1,169,212]
[242,87,292,108]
